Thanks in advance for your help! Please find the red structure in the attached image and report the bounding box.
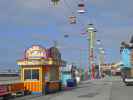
[91,64,95,80]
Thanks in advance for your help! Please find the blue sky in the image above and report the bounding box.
[0,0,133,69]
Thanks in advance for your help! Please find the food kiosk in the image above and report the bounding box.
[17,45,64,94]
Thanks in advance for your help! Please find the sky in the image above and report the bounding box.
[0,0,133,69]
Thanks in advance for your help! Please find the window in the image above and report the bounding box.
[24,69,39,80]
[32,69,39,80]
[24,69,31,80]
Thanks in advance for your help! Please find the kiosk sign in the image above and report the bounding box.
[26,45,47,59]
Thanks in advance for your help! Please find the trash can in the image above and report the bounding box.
[45,82,50,94]
[67,79,77,87]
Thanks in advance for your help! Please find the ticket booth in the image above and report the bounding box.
[17,45,64,94]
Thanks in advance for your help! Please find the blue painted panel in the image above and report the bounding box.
[61,73,72,86]
[32,92,42,95]
[121,48,131,68]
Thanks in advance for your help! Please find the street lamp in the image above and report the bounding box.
[96,40,102,78]
[64,34,69,38]
[87,24,96,80]
[99,48,105,78]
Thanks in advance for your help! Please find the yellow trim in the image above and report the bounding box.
[17,60,44,65]
[49,60,53,65]
[20,66,23,81]
[40,66,43,92]
[23,67,41,70]
[17,58,62,66]
[22,67,24,81]
[40,67,42,82]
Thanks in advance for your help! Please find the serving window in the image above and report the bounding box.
[24,69,39,81]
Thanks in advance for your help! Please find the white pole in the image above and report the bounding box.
[97,40,101,79]
[98,55,101,78]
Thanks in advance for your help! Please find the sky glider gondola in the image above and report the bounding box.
[69,16,76,24]
[80,32,87,35]
[64,34,69,38]
[77,1,85,14]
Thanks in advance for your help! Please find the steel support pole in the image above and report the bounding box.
[88,38,90,80]
[86,24,96,80]
[88,31,95,80]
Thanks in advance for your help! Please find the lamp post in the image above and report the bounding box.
[99,48,105,78]
[96,40,102,79]
[87,24,96,80]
